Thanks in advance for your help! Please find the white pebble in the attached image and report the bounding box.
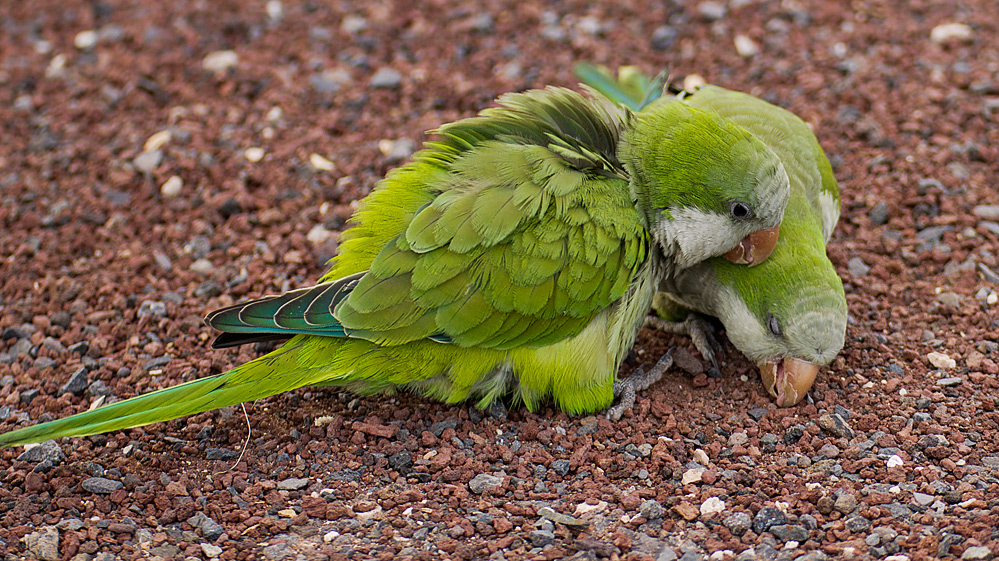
[160,175,183,198]
[266,0,283,21]
[682,468,705,485]
[927,351,956,369]
[266,106,283,121]
[190,258,214,276]
[244,147,265,162]
[700,496,725,515]
[74,30,98,50]
[930,23,972,43]
[323,530,340,543]
[734,35,759,57]
[202,50,239,72]
[45,54,67,78]
[886,454,904,468]
[988,292,998,305]
[693,448,710,465]
[201,543,223,559]
[310,153,336,171]
[144,130,172,152]
[307,224,333,245]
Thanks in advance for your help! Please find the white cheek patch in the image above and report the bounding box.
[818,190,839,242]
[653,207,743,270]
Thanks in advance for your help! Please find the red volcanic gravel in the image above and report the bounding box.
[2,1,998,560]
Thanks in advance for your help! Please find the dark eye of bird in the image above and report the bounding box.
[767,313,783,337]
[731,202,752,220]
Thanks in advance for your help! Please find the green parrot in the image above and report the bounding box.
[0,85,790,446]
[576,64,846,408]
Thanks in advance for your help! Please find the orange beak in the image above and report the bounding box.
[722,225,780,266]
[760,357,819,407]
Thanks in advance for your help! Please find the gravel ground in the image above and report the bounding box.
[2,1,999,560]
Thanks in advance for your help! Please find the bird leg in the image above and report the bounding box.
[606,349,674,421]
[644,314,722,376]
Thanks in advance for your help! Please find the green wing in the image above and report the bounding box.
[208,87,649,351]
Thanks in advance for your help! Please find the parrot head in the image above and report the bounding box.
[620,97,790,273]
[712,236,847,406]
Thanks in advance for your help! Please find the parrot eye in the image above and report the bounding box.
[730,201,753,220]
[767,313,783,338]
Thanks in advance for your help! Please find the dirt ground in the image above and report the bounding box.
[2,1,998,560]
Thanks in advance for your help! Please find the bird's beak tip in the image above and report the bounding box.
[760,357,819,407]
[722,225,780,266]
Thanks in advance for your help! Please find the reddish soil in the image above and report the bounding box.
[2,1,998,560]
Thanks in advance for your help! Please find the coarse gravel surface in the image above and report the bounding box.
[2,1,999,560]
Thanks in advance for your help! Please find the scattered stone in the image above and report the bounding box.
[723,512,753,536]
[340,14,367,33]
[869,201,889,225]
[201,543,224,558]
[819,443,840,458]
[161,175,183,197]
[927,352,956,369]
[698,1,727,20]
[930,23,972,43]
[17,440,65,464]
[74,30,98,50]
[640,499,664,520]
[844,514,872,532]
[651,25,677,51]
[672,501,699,521]
[817,413,854,438]
[81,477,123,494]
[913,493,934,506]
[188,511,225,541]
[937,292,961,309]
[682,468,705,485]
[202,49,239,72]
[979,263,999,285]
[24,526,59,561]
[370,68,402,89]
[748,407,768,421]
[962,546,993,560]
[468,473,503,494]
[753,507,786,534]
[734,35,759,57]
[244,147,265,162]
[974,205,999,220]
[529,529,557,547]
[59,367,89,395]
[137,300,167,317]
[834,493,857,514]
[539,506,588,527]
[937,377,963,387]
[277,477,309,490]
[378,138,416,162]
[700,497,725,516]
[770,524,809,543]
[847,257,870,277]
[190,258,215,276]
[133,150,162,173]
[309,153,335,171]
[728,432,748,447]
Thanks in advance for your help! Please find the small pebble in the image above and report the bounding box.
[81,477,123,494]
[847,257,870,277]
[244,147,265,162]
[202,50,239,72]
[930,23,973,43]
[74,30,98,50]
[370,68,402,89]
[700,497,725,516]
[161,175,183,197]
[133,150,162,173]
[468,473,503,494]
[927,352,956,369]
[309,153,335,171]
[734,35,759,57]
[973,205,999,220]
[144,130,172,152]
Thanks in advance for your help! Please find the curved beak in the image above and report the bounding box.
[722,225,780,266]
[760,357,819,407]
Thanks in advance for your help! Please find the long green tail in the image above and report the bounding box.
[573,63,666,111]
[0,341,312,447]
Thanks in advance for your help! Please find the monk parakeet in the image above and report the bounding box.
[0,85,790,446]
[577,64,846,408]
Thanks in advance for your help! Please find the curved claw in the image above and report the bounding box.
[722,225,780,266]
[760,357,819,407]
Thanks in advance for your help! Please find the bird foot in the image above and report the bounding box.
[644,314,722,375]
[606,349,674,421]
